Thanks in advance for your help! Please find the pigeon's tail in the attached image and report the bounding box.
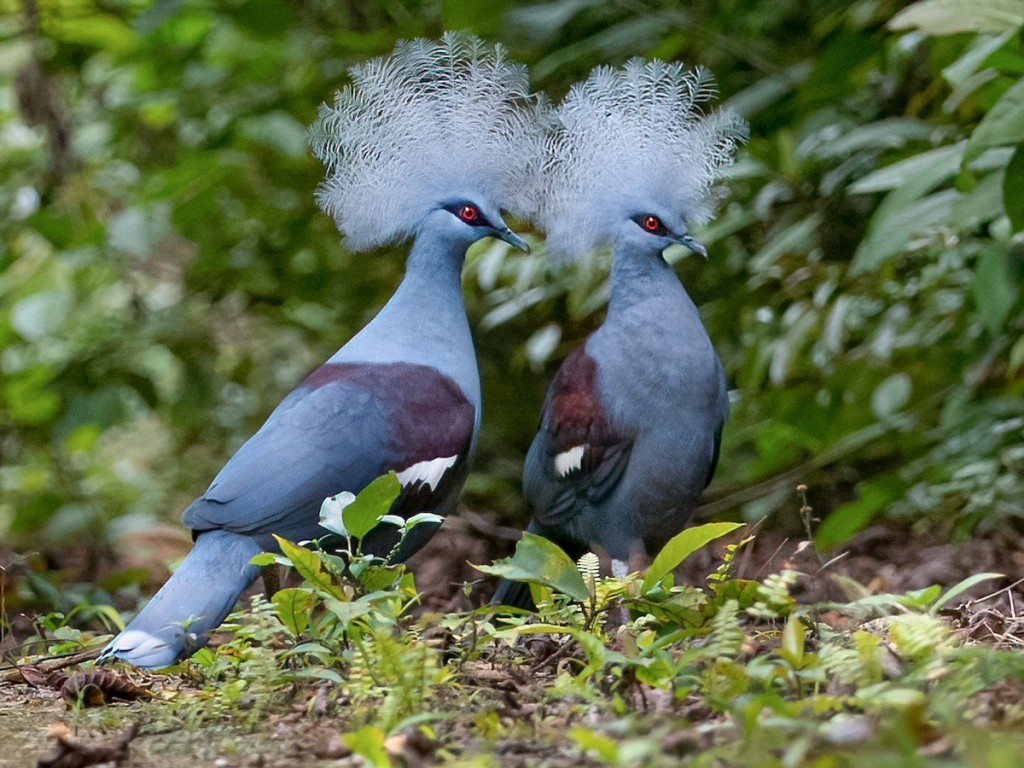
[490,578,536,611]
[99,529,262,668]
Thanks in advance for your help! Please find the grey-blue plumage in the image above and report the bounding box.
[492,59,743,608]
[181,229,485,552]
[101,222,486,667]
[100,34,546,666]
[99,531,263,668]
[530,229,726,560]
[492,228,727,608]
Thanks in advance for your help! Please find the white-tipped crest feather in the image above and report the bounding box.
[310,33,548,251]
[538,59,747,259]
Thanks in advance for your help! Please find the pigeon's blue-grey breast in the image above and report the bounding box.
[102,33,548,665]
[494,59,745,608]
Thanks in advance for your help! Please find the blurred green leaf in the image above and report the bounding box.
[966,77,1024,160]
[343,725,390,768]
[816,477,905,549]
[642,523,744,592]
[971,246,1020,333]
[48,13,137,51]
[1003,143,1024,231]
[871,373,912,419]
[476,532,589,602]
[849,143,963,194]
[889,0,1024,34]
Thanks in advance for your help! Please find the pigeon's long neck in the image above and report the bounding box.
[589,239,723,434]
[589,239,711,388]
[330,236,480,411]
[605,242,694,322]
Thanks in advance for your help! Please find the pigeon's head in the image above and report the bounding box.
[416,195,528,252]
[443,199,529,251]
[616,209,707,260]
[537,60,745,261]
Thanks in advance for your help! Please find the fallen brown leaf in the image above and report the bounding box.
[61,671,151,708]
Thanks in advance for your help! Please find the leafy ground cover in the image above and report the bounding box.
[2,486,1023,768]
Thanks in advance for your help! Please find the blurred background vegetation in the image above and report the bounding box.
[0,0,1022,617]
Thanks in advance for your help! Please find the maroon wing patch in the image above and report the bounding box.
[299,362,475,470]
[298,361,475,517]
[546,347,608,473]
[527,347,633,526]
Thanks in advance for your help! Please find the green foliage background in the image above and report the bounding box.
[1,0,1022,567]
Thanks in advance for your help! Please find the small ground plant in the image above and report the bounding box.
[9,477,1024,767]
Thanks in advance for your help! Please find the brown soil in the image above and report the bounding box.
[2,514,1023,767]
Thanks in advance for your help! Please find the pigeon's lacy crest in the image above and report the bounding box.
[538,59,747,260]
[309,32,549,251]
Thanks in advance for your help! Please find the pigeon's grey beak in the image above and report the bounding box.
[670,232,708,260]
[496,227,530,253]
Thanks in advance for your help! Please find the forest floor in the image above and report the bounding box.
[1,515,1023,768]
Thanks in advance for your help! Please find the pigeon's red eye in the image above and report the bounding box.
[459,205,479,223]
[643,215,661,232]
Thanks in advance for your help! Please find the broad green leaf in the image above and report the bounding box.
[1003,144,1024,231]
[404,512,443,530]
[943,33,1015,89]
[1010,334,1024,375]
[319,492,356,537]
[851,585,943,611]
[569,727,620,763]
[248,552,281,567]
[814,119,932,159]
[272,588,316,636]
[871,373,912,419]
[344,473,402,540]
[87,604,126,633]
[966,77,1024,160]
[725,62,810,118]
[868,687,930,710]
[475,532,590,602]
[852,188,958,273]
[324,599,372,630]
[889,0,1024,34]
[972,247,1020,333]
[5,366,61,426]
[48,14,138,51]
[525,323,561,368]
[904,585,946,609]
[237,112,309,158]
[504,623,577,637]
[642,522,744,592]
[292,668,344,684]
[530,15,671,81]
[273,535,339,597]
[356,564,404,593]
[343,726,390,768]
[930,572,1004,614]
[749,214,821,273]
[779,614,806,668]
[10,292,67,341]
[816,477,904,549]
[952,170,1007,229]
[848,143,964,194]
